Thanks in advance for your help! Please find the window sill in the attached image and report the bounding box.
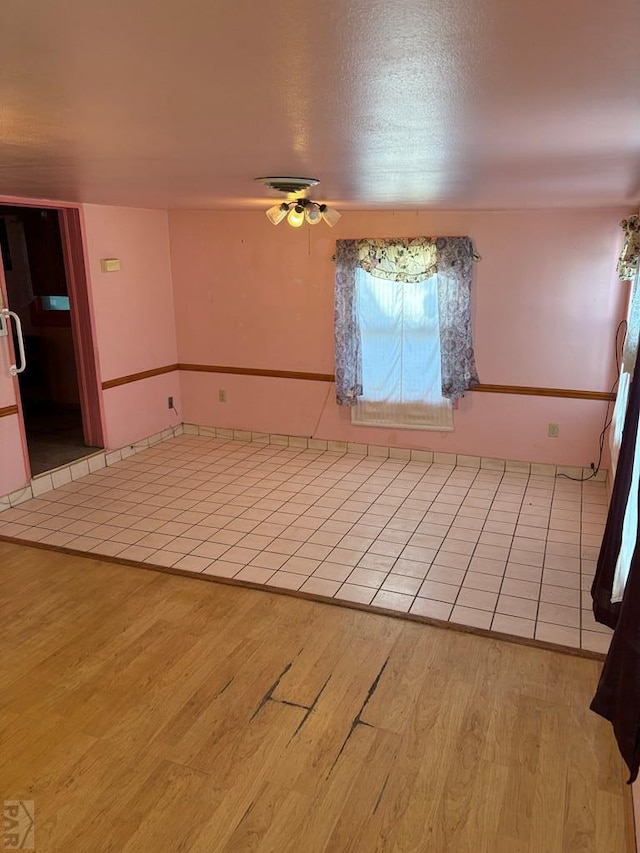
[351,400,454,432]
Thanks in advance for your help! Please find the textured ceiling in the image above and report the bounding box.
[0,0,638,210]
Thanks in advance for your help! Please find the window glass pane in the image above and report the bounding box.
[401,277,442,403]
[356,269,402,402]
[353,268,452,430]
[355,269,445,405]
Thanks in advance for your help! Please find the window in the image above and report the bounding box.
[334,236,479,428]
[40,295,70,311]
[352,267,453,430]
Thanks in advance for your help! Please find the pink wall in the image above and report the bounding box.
[102,374,181,448]
[169,208,628,466]
[0,414,29,497]
[0,329,19,413]
[81,204,181,450]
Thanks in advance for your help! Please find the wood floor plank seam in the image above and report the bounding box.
[289,675,333,742]
[328,655,390,778]
[251,662,294,721]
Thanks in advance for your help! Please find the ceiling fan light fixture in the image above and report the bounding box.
[320,205,341,227]
[256,176,341,227]
[266,202,289,225]
[305,202,322,225]
[287,203,305,227]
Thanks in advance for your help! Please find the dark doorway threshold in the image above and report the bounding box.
[25,403,101,476]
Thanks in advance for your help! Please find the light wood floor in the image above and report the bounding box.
[0,541,631,852]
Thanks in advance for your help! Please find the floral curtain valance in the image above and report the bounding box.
[334,236,480,405]
[356,236,480,283]
[618,215,640,281]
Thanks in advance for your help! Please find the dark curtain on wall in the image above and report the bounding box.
[590,348,640,782]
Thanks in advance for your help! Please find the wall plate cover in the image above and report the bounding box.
[100,258,121,273]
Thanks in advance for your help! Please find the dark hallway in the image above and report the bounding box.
[0,206,100,475]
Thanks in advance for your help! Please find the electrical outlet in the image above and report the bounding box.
[218,389,226,403]
[168,396,173,410]
[548,422,559,438]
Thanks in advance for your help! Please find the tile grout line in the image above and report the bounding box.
[330,456,432,605]
[363,460,451,609]
[493,470,531,634]
[218,445,410,588]
[444,466,489,618]
[534,479,554,639]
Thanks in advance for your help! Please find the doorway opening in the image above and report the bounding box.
[0,205,102,476]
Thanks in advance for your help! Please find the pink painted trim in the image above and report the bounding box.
[0,194,79,209]
[59,208,105,448]
[77,206,108,443]
[0,258,31,481]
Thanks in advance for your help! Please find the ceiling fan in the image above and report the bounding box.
[255,177,341,227]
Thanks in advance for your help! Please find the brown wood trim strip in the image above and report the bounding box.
[99,362,615,402]
[0,404,19,418]
[472,383,615,402]
[177,363,335,382]
[101,364,179,390]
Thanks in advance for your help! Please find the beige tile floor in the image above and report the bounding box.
[0,434,611,654]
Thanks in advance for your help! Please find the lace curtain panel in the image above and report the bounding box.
[334,236,479,406]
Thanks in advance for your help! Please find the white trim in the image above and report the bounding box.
[2,424,185,509]
[182,424,608,482]
[0,421,607,512]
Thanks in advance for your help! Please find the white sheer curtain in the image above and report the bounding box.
[610,370,630,479]
[351,268,453,430]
